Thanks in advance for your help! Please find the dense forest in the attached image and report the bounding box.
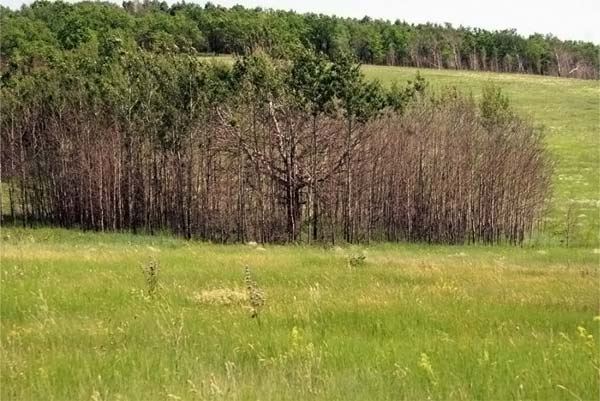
[1,0,598,80]
[1,28,550,244]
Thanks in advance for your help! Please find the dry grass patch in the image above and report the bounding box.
[189,288,248,306]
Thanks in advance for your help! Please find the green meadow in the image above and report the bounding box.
[1,227,599,400]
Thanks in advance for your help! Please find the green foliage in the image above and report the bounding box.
[479,84,513,126]
[141,257,160,297]
[232,50,282,100]
[56,12,91,50]
[1,1,597,78]
[386,72,428,113]
[331,53,386,122]
[244,265,265,319]
[347,253,367,268]
[349,22,384,64]
[288,49,336,115]
[135,12,206,52]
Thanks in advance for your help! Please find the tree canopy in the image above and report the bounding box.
[1,0,598,79]
[0,1,553,244]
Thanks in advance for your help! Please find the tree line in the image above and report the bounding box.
[1,0,598,80]
[0,38,551,244]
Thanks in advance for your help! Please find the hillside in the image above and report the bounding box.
[362,66,600,246]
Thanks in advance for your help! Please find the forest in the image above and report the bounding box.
[1,0,598,80]
[1,35,550,244]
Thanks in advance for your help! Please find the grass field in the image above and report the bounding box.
[362,66,600,247]
[1,227,599,400]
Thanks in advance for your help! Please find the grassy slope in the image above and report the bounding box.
[1,227,599,400]
[362,66,600,247]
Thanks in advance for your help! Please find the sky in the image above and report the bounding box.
[2,0,599,43]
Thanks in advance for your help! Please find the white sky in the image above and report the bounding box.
[2,0,599,43]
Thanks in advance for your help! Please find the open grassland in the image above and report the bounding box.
[1,227,599,400]
[361,66,600,247]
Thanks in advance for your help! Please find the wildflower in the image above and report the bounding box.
[244,266,265,319]
[418,353,437,385]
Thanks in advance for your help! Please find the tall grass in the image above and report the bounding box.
[1,227,598,400]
